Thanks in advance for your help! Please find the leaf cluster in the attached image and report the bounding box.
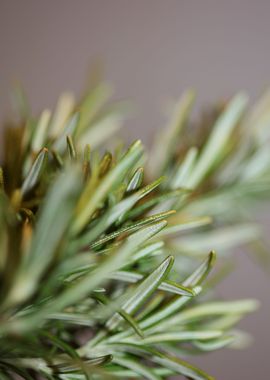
[0,83,268,379]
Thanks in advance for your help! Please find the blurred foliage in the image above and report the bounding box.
[0,80,270,379]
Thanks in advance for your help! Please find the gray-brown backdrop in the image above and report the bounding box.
[1,1,269,379]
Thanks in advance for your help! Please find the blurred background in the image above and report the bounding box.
[0,1,270,378]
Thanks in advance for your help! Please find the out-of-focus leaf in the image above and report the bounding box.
[149,90,195,177]
[193,335,234,351]
[6,167,82,306]
[113,356,161,380]
[66,135,77,160]
[186,93,248,188]
[171,146,198,189]
[172,224,260,255]
[76,83,113,136]
[49,92,75,138]
[124,331,223,345]
[53,113,79,153]
[159,216,212,237]
[31,110,51,152]
[152,352,214,380]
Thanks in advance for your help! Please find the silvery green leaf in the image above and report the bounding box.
[21,148,48,196]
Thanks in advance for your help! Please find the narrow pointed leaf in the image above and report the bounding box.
[113,356,161,380]
[139,252,215,330]
[90,210,174,249]
[126,167,144,192]
[153,353,214,380]
[126,330,223,345]
[159,216,212,237]
[193,335,234,351]
[109,270,195,297]
[106,255,174,330]
[21,148,48,196]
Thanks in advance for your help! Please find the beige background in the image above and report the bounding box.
[1,1,270,378]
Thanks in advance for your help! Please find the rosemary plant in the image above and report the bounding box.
[0,82,269,380]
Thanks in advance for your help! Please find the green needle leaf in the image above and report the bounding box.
[138,252,215,331]
[21,148,48,196]
[89,210,174,249]
[126,167,144,192]
[113,356,161,380]
[66,135,77,160]
[126,330,223,345]
[109,270,195,297]
[106,255,174,331]
[193,335,234,351]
